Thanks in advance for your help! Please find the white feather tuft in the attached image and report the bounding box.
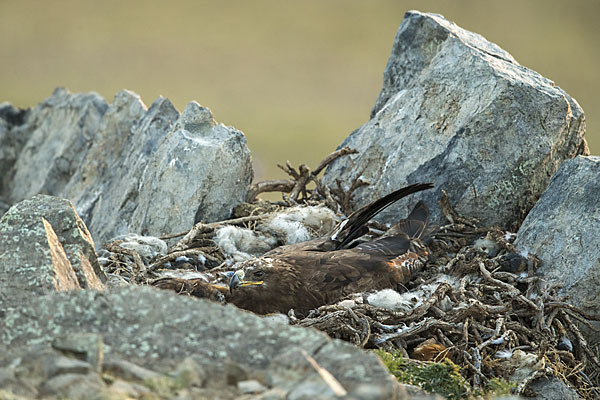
[367,289,413,311]
[266,206,338,244]
[113,234,168,260]
[215,226,276,262]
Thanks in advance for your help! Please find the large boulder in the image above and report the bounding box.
[1,287,403,399]
[515,156,600,343]
[323,11,587,229]
[1,88,253,246]
[0,195,104,310]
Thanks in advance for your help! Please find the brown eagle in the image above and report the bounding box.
[152,183,434,315]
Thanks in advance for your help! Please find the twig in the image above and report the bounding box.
[312,147,357,176]
[247,180,295,202]
[146,248,222,273]
[301,350,348,396]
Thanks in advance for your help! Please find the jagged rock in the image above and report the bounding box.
[527,376,582,400]
[515,156,600,343]
[0,286,403,399]
[40,372,108,399]
[1,88,253,246]
[0,103,30,216]
[52,333,104,372]
[0,195,105,310]
[323,11,587,229]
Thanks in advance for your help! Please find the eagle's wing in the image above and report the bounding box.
[285,250,400,298]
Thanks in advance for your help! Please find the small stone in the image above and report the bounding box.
[102,357,163,382]
[0,389,30,400]
[44,355,92,378]
[41,372,107,400]
[52,333,104,372]
[108,379,152,397]
[173,357,207,388]
[225,361,249,386]
[237,379,268,394]
[251,388,287,400]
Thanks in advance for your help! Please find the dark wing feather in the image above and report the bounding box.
[333,183,433,249]
[386,200,430,239]
[355,236,412,257]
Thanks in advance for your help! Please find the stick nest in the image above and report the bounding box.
[100,149,600,399]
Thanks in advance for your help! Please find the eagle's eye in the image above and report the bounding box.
[254,270,264,278]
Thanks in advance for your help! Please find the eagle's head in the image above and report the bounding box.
[228,257,274,291]
[227,257,303,314]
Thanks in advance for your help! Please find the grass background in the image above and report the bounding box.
[2,1,598,182]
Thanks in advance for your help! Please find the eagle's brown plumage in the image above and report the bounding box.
[152,183,434,315]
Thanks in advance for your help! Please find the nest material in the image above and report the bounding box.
[101,150,600,399]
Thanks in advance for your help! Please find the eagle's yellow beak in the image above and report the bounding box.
[229,270,263,293]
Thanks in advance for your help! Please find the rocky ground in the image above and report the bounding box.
[1,10,599,400]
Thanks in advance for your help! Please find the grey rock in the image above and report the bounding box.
[0,348,94,398]
[515,156,600,343]
[108,379,152,398]
[173,357,207,388]
[36,195,107,286]
[238,379,268,394]
[400,383,444,399]
[265,342,402,400]
[9,89,108,204]
[129,101,253,237]
[1,286,402,399]
[40,372,108,400]
[0,390,30,400]
[323,11,587,229]
[527,376,581,400]
[102,357,164,381]
[52,332,104,372]
[2,88,253,246]
[0,195,94,310]
[43,355,92,378]
[0,103,29,215]
[247,388,288,400]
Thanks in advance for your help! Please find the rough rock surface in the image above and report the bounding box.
[1,287,403,399]
[515,156,600,342]
[1,88,253,246]
[323,11,587,229]
[0,195,104,310]
[528,376,582,400]
[0,102,30,215]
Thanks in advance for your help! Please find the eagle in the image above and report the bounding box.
[152,183,434,316]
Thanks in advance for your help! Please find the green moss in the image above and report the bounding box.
[375,349,468,399]
[375,349,514,399]
[482,377,515,397]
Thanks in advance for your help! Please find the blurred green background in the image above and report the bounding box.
[1,1,597,181]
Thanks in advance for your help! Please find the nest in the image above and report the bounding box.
[100,149,600,399]
[295,221,600,397]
